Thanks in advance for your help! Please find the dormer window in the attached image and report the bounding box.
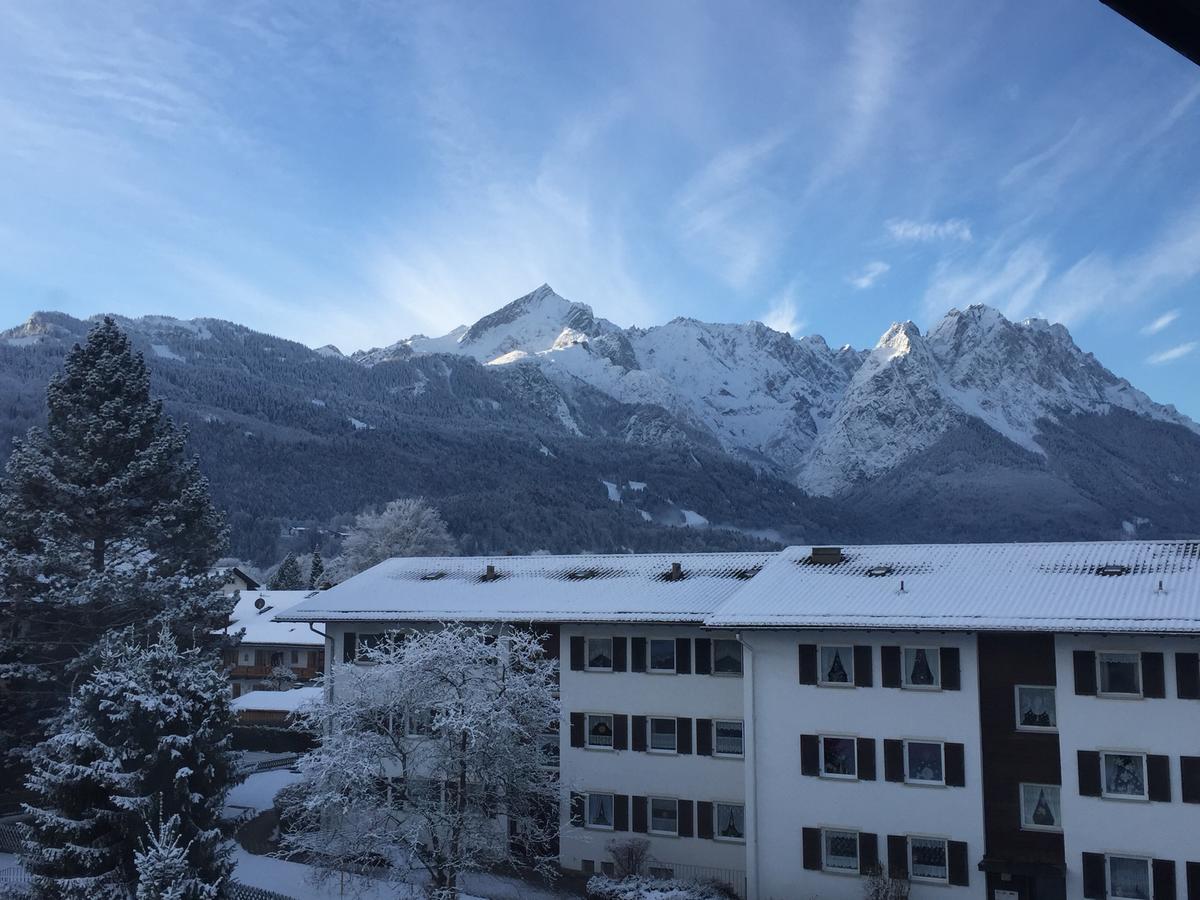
[1096,564,1130,577]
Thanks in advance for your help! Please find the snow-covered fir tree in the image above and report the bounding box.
[307,547,325,589]
[22,628,236,899]
[267,552,305,590]
[327,497,456,582]
[0,317,229,786]
[134,809,220,900]
[282,624,559,898]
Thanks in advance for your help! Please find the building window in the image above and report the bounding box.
[649,797,678,835]
[586,793,615,829]
[1015,685,1057,731]
[820,735,858,779]
[600,861,615,877]
[1107,855,1152,899]
[905,740,945,785]
[714,802,745,842]
[586,714,614,749]
[407,708,432,735]
[822,829,860,874]
[714,720,744,757]
[290,650,300,665]
[649,717,677,752]
[540,733,559,768]
[649,639,676,673]
[1101,752,1147,800]
[819,645,854,686]
[713,639,743,675]
[1019,784,1062,831]
[908,836,948,883]
[902,647,940,689]
[1098,652,1142,697]
[586,638,613,671]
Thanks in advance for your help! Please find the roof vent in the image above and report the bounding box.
[420,572,447,581]
[566,568,602,581]
[482,564,500,582]
[866,565,894,578]
[810,547,844,565]
[1096,564,1131,577]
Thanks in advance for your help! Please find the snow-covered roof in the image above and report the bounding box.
[706,541,1200,633]
[275,552,775,624]
[227,590,325,646]
[231,687,322,713]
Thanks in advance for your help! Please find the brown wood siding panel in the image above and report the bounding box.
[976,632,1066,869]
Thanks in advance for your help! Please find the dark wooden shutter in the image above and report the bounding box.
[945,743,966,787]
[632,716,647,752]
[343,632,357,663]
[570,636,585,671]
[887,835,908,878]
[1182,756,1200,803]
[1187,861,1200,900]
[1074,650,1097,695]
[1143,652,1166,698]
[802,827,822,870]
[695,638,712,675]
[848,833,873,874]
[857,738,876,781]
[612,637,627,672]
[884,739,905,782]
[1153,859,1176,900]
[948,841,969,886]
[569,712,585,748]
[941,647,961,691]
[1078,750,1102,797]
[1082,852,1107,899]
[631,637,647,672]
[677,717,693,755]
[632,795,648,833]
[854,645,873,687]
[798,644,818,684]
[675,638,692,674]
[678,799,693,837]
[1176,652,1200,699]
[696,719,713,756]
[881,646,901,688]
[800,734,820,776]
[697,801,714,839]
[569,792,584,826]
[613,715,628,751]
[614,794,629,831]
[1148,754,1172,801]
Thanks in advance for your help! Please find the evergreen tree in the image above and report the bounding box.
[0,318,230,786]
[308,547,325,590]
[23,628,235,899]
[268,552,304,590]
[134,808,220,900]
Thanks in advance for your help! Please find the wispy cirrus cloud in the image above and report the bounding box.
[759,282,804,336]
[847,260,890,290]
[886,218,973,243]
[1147,342,1197,365]
[1141,309,1180,336]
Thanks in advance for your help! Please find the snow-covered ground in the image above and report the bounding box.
[226,768,303,816]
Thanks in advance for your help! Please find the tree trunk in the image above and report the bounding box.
[92,535,106,572]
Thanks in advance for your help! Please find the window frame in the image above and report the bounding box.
[648,716,678,754]
[585,713,615,751]
[817,644,856,688]
[1106,854,1154,900]
[820,827,861,875]
[713,801,746,843]
[713,719,745,758]
[1018,782,1063,832]
[584,792,616,831]
[648,796,679,836]
[712,639,744,676]
[818,734,859,780]
[648,638,676,674]
[1100,750,1149,801]
[585,637,614,673]
[907,834,950,884]
[1014,684,1058,732]
[903,739,946,786]
[901,646,942,691]
[1096,651,1144,699]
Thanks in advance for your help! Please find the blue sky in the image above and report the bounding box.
[2,1,1199,417]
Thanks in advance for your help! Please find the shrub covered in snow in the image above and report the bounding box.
[586,875,740,900]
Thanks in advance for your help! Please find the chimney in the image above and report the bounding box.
[811,546,844,565]
[669,561,683,581]
[484,564,497,582]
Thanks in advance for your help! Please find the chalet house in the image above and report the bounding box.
[223,589,326,698]
[276,541,1200,900]
[213,566,261,596]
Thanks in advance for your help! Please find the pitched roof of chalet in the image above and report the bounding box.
[706,541,1200,633]
[274,552,774,624]
[226,590,325,645]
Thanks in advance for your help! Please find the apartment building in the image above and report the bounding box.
[278,540,1200,900]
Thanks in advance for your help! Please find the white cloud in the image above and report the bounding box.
[847,260,890,290]
[759,285,804,336]
[887,218,973,243]
[921,239,1050,321]
[1141,309,1180,336]
[1147,342,1197,365]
